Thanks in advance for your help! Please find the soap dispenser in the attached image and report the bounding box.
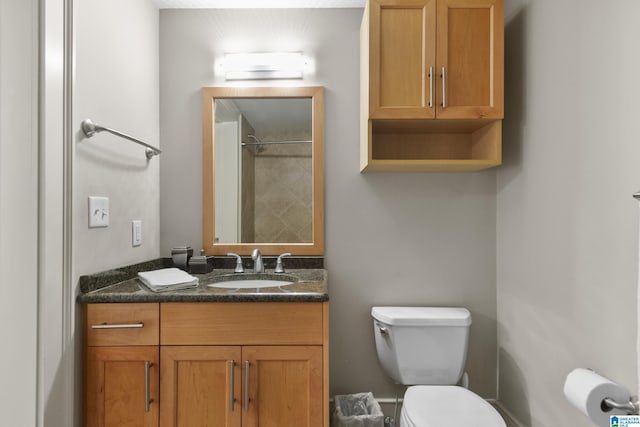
[188,249,213,274]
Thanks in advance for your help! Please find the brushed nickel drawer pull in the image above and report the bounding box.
[428,66,434,108]
[441,66,447,108]
[144,361,153,413]
[244,360,250,412]
[229,360,235,412]
[91,322,144,329]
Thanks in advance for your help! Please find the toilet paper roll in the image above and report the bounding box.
[563,368,631,426]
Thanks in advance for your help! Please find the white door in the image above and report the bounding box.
[214,120,241,243]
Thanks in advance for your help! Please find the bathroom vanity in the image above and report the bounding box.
[80,82,329,426]
[79,266,329,427]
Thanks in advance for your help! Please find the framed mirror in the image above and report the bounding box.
[202,86,324,256]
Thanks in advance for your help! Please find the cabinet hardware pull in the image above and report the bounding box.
[91,322,144,329]
[428,66,434,108]
[441,66,447,108]
[144,361,153,413]
[244,360,250,412]
[229,360,235,412]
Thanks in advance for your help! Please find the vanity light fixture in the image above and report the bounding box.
[222,52,306,80]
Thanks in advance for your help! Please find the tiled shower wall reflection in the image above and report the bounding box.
[249,130,312,243]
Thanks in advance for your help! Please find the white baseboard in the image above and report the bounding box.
[487,399,524,427]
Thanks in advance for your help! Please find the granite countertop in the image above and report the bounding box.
[77,258,328,304]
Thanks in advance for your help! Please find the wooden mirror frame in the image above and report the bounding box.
[202,86,324,256]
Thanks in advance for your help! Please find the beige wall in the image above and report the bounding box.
[497,0,640,425]
[74,0,160,280]
[159,8,498,401]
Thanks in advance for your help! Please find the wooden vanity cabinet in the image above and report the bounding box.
[83,302,329,427]
[83,303,160,427]
[160,302,326,427]
[360,0,504,172]
[160,345,322,427]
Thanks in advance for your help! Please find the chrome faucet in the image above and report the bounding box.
[274,253,291,273]
[227,253,244,273]
[251,249,264,273]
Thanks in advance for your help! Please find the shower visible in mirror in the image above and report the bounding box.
[202,87,324,256]
[214,97,312,244]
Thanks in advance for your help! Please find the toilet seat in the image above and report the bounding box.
[400,386,506,427]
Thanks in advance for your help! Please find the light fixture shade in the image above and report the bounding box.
[223,52,306,80]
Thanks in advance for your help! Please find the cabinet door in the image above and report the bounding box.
[369,0,437,119]
[242,346,323,427]
[160,346,241,427]
[436,0,503,119]
[85,346,159,427]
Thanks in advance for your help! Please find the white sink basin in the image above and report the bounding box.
[208,279,294,289]
[206,274,297,289]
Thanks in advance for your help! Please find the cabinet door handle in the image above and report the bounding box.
[441,66,447,108]
[229,360,235,412]
[428,66,434,108]
[91,322,144,329]
[144,361,152,413]
[244,360,250,412]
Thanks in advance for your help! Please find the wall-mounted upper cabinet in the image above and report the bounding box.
[361,0,504,172]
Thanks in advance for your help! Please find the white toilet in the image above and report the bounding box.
[371,306,506,427]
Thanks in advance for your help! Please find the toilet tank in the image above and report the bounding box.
[371,307,471,385]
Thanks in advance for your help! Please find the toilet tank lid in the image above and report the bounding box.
[371,307,471,326]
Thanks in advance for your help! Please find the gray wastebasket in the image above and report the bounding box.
[333,392,384,427]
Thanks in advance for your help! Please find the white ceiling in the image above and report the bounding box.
[154,0,364,8]
[216,98,311,136]
[233,98,311,136]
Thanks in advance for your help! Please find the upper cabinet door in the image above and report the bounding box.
[368,0,437,119]
[436,0,504,119]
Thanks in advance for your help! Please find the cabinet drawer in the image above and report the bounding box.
[161,302,324,345]
[85,303,159,346]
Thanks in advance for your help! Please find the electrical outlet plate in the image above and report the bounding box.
[88,196,109,228]
[132,220,142,247]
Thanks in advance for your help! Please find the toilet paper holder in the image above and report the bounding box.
[602,396,639,415]
[564,367,639,423]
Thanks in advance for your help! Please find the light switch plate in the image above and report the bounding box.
[132,220,142,247]
[88,196,109,228]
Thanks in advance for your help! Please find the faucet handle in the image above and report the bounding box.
[227,253,244,273]
[251,248,264,273]
[274,253,292,273]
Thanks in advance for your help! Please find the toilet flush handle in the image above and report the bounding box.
[377,323,388,334]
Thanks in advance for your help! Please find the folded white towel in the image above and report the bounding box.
[137,268,199,292]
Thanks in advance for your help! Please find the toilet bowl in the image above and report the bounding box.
[400,386,505,427]
[371,307,505,427]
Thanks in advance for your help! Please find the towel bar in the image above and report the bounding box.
[81,118,161,160]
